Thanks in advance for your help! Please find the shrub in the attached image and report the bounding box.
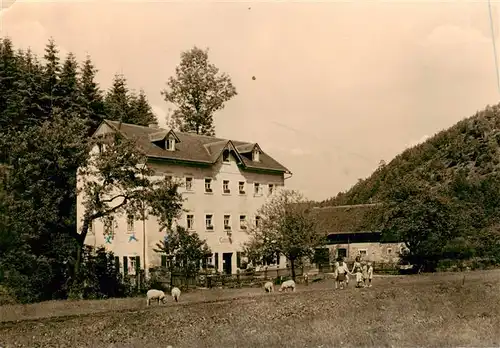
[0,285,17,305]
[69,246,128,300]
[145,271,169,293]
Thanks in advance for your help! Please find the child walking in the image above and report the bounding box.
[336,258,349,290]
[362,262,368,287]
[367,262,374,287]
[351,256,362,285]
[333,258,340,289]
[355,267,364,288]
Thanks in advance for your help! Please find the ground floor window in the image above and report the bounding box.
[129,256,137,275]
[337,248,347,259]
[122,256,140,275]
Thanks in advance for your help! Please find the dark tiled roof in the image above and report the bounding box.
[312,203,382,234]
[148,130,169,142]
[100,120,291,174]
[235,143,256,153]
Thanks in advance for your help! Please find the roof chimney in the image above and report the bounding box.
[148,122,159,129]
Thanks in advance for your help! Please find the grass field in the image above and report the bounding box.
[1,270,499,348]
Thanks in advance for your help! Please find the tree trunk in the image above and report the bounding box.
[71,217,90,293]
[74,246,82,279]
[290,258,296,281]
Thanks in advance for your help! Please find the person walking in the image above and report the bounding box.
[336,257,349,290]
[333,258,341,289]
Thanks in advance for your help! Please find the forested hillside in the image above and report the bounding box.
[316,104,500,271]
[319,104,500,207]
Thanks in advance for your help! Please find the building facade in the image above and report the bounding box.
[77,120,291,276]
[313,204,405,264]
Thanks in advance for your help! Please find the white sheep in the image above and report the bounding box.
[146,289,167,306]
[264,281,274,293]
[279,279,296,292]
[171,286,181,302]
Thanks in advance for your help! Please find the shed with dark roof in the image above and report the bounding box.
[312,203,384,244]
[312,203,404,263]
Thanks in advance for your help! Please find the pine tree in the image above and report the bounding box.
[40,38,61,121]
[5,48,45,130]
[128,89,158,126]
[0,37,20,128]
[78,55,105,135]
[57,52,81,115]
[104,73,130,123]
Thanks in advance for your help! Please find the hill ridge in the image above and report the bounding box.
[318,103,500,207]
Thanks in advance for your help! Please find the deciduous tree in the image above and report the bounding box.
[161,46,237,136]
[378,178,460,272]
[76,132,184,292]
[154,226,212,278]
[243,189,323,280]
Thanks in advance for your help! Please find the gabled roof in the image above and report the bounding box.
[312,203,382,234]
[148,129,181,143]
[97,120,291,174]
[236,143,259,154]
[204,140,245,163]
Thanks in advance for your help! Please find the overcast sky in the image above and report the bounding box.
[1,0,500,201]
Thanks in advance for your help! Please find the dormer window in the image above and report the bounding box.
[165,137,175,151]
[150,130,180,151]
[252,148,260,162]
[223,149,230,163]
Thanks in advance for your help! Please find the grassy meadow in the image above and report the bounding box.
[1,270,499,347]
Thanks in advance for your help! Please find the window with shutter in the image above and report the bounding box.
[114,256,120,272]
[214,253,219,271]
[161,255,167,267]
[123,256,128,276]
[135,256,141,273]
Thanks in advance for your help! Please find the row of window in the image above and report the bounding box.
[178,176,277,196]
[88,215,135,235]
[187,213,260,232]
[89,213,261,235]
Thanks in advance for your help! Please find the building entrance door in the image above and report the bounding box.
[222,252,233,274]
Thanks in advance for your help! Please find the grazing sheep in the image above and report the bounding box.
[264,281,274,293]
[146,289,167,306]
[171,287,181,302]
[279,279,296,292]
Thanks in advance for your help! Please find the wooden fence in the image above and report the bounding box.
[145,261,400,291]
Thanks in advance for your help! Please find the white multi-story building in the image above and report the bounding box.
[77,120,292,275]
